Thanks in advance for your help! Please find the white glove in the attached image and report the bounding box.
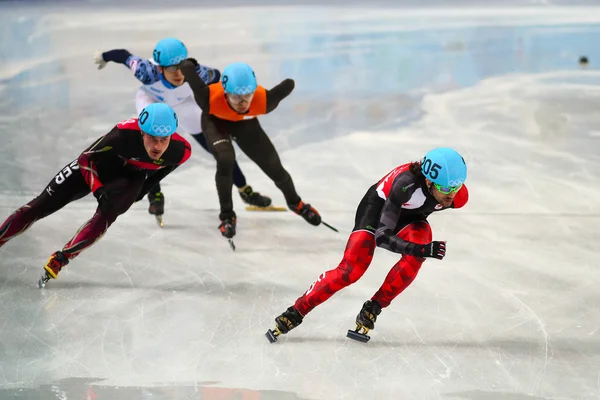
[94,50,107,70]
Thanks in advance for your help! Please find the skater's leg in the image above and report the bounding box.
[202,115,236,220]
[179,91,249,192]
[63,179,145,259]
[191,131,247,189]
[346,220,432,336]
[0,159,89,248]
[148,183,161,196]
[269,190,382,337]
[147,182,164,221]
[294,230,375,315]
[234,119,299,205]
[201,114,237,239]
[234,119,317,222]
[42,177,146,281]
[370,220,432,307]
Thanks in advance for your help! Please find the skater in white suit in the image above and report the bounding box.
[95,38,272,226]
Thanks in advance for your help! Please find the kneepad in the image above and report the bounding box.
[396,220,432,245]
[397,221,432,264]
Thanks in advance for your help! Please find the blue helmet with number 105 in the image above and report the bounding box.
[421,148,467,187]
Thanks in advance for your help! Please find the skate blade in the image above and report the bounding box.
[245,205,287,212]
[228,238,236,251]
[322,220,339,232]
[38,274,50,289]
[346,325,371,343]
[265,328,280,343]
[155,215,164,228]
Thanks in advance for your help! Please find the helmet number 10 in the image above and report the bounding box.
[422,157,442,180]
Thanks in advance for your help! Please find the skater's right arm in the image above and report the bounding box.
[98,49,161,85]
[376,177,447,260]
[180,59,210,111]
[374,176,416,255]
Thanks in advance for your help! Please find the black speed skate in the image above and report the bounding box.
[239,185,272,208]
[38,251,69,289]
[219,217,237,251]
[347,300,382,343]
[148,192,165,228]
[289,201,321,226]
[266,306,304,343]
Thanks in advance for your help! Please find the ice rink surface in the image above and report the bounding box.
[1,1,599,399]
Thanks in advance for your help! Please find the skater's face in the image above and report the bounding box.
[142,133,171,160]
[160,65,185,86]
[426,179,459,208]
[226,92,254,113]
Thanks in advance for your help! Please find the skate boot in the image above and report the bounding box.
[148,192,165,227]
[239,185,272,208]
[219,217,237,251]
[289,201,321,226]
[347,300,382,343]
[265,306,304,343]
[38,251,69,289]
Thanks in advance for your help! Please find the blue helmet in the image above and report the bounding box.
[138,103,178,137]
[421,147,467,187]
[153,38,188,67]
[221,62,257,95]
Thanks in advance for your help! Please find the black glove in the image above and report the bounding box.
[93,187,110,214]
[412,241,446,260]
[186,57,199,67]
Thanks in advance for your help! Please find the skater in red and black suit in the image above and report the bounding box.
[266,147,469,343]
[0,103,191,287]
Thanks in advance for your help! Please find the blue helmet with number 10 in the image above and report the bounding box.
[421,147,467,188]
[138,103,178,137]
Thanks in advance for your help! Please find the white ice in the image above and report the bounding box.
[0,4,599,400]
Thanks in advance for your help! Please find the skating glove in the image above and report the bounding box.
[93,50,107,70]
[412,241,446,260]
[93,187,110,214]
[186,57,199,67]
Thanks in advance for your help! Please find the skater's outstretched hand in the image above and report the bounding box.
[412,241,446,260]
[93,50,107,70]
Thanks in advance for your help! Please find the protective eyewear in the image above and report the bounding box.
[163,63,182,73]
[227,93,254,104]
[433,183,462,194]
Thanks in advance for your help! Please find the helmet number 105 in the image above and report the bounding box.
[422,157,442,180]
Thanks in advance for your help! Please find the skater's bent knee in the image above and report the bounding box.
[214,150,235,173]
[398,221,432,245]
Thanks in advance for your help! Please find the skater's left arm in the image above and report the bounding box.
[136,166,177,201]
[98,49,162,85]
[180,59,210,110]
[374,178,417,255]
[136,134,192,200]
[265,79,295,113]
